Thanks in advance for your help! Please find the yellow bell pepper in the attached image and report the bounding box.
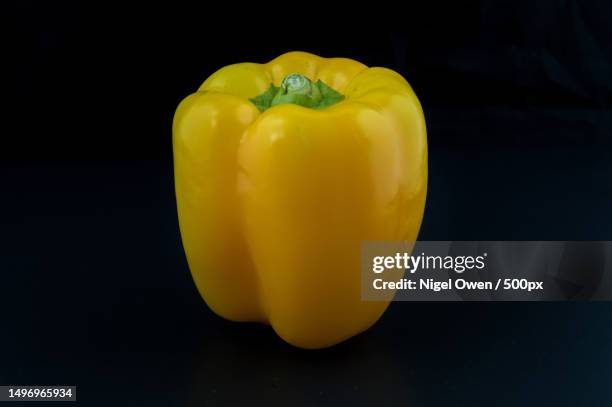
[173,51,427,349]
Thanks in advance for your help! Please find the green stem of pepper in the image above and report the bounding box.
[270,74,323,108]
[249,74,345,112]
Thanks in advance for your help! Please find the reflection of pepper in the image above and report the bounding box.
[173,51,427,349]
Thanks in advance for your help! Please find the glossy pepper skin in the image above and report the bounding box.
[173,51,427,349]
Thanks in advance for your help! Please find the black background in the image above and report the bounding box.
[3,1,612,405]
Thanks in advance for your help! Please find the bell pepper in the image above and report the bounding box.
[173,51,427,349]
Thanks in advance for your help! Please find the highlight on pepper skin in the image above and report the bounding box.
[172,51,428,349]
